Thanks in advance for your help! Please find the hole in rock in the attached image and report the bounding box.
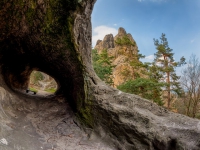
[27,71,58,95]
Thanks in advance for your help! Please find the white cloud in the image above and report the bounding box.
[145,55,154,60]
[92,25,118,47]
[141,54,154,63]
[113,24,117,26]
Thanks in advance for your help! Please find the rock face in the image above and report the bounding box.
[95,34,115,54]
[0,0,200,150]
[94,27,139,86]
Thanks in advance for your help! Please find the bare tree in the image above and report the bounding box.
[180,54,200,118]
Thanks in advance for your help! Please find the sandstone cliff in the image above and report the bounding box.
[94,27,139,87]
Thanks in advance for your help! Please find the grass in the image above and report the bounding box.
[45,88,56,93]
[29,87,38,93]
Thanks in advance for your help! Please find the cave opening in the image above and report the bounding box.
[27,70,58,95]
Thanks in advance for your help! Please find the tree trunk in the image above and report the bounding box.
[186,96,192,116]
[167,71,171,108]
[0,0,200,150]
[192,97,198,118]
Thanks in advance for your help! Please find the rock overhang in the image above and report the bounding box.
[0,0,91,111]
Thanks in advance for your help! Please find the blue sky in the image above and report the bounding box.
[92,0,200,64]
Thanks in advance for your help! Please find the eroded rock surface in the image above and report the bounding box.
[0,86,113,150]
[0,0,200,150]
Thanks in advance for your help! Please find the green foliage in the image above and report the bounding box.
[115,35,135,46]
[91,49,99,62]
[120,49,146,80]
[118,78,164,106]
[31,71,44,84]
[45,88,56,93]
[153,33,186,74]
[29,87,38,93]
[115,45,166,106]
[153,33,186,108]
[145,63,163,82]
[92,49,114,86]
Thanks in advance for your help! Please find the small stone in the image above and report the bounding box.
[0,138,8,145]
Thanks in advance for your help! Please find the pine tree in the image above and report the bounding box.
[153,33,186,108]
[115,35,164,105]
[118,61,165,106]
[117,78,164,106]
[92,49,114,86]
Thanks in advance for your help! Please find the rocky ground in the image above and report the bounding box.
[0,87,114,150]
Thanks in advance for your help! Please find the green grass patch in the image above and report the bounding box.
[45,88,56,93]
[29,87,38,93]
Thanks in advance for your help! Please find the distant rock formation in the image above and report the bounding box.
[95,34,115,54]
[94,27,139,87]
